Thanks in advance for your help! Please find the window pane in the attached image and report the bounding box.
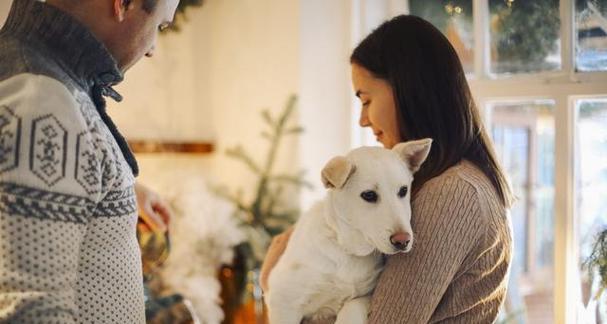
[576,0,607,71]
[490,101,555,324]
[575,99,607,322]
[489,0,561,75]
[409,0,474,74]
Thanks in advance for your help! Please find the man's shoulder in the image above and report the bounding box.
[0,73,119,202]
[0,33,79,93]
[0,73,94,127]
[0,33,29,79]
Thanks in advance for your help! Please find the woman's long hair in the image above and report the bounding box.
[351,15,513,207]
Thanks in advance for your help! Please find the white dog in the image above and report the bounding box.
[266,138,433,324]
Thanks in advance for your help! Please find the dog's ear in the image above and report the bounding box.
[392,138,433,173]
[321,156,356,189]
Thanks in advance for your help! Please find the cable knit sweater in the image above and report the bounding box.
[0,0,144,322]
[368,160,513,323]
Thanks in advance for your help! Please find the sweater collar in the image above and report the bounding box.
[2,0,124,102]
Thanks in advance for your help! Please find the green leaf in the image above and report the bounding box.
[226,146,262,175]
[286,126,305,134]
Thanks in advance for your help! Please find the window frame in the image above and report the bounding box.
[471,2,605,322]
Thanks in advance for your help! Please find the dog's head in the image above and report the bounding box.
[321,138,432,256]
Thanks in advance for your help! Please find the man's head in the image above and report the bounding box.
[48,0,180,72]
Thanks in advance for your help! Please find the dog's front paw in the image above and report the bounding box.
[334,297,370,324]
[303,315,337,324]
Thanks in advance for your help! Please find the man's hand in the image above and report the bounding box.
[135,182,172,233]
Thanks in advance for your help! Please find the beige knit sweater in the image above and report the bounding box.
[367,160,513,323]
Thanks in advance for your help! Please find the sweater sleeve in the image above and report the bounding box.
[368,173,485,324]
[0,74,103,323]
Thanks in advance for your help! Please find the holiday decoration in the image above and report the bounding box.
[215,95,311,322]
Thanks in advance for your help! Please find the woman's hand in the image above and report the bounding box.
[302,317,336,324]
[261,227,338,324]
[260,227,294,293]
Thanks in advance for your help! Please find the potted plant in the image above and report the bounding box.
[216,95,312,323]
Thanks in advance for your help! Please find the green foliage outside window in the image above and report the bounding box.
[489,0,560,73]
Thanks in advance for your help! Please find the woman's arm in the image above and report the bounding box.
[262,228,338,324]
[368,174,485,323]
[260,226,295,293]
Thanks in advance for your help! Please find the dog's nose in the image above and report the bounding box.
[390,232,412,251]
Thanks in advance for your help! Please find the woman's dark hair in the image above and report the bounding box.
[351,15,513,207]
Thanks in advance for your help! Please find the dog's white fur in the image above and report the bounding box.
[267,139,432,324]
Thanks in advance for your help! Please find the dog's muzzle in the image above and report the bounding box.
[390,232,412,251]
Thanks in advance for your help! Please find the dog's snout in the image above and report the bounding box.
[390,232,412,251]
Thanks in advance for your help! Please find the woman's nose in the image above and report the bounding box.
[359,109,370,127]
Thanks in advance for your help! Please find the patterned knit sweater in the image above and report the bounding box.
[0,0,145,323]
[368,160,513,323]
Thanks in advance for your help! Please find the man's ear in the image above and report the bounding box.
[392,138,433,173]
[113,0,134,21]
[321,156,356,189]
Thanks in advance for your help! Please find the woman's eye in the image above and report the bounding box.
[360,190,378,203]
[362,101,370,107]
[398,186,408,198]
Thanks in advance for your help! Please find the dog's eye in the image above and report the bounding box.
[360,190,378,203]
[398,186,408,198]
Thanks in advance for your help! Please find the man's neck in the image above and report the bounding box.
[45,0,113,60]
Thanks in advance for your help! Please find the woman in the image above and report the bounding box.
[261,15,513,323]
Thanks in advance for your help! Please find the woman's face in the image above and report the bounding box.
[351,63,401,149]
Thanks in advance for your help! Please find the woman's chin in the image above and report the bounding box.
[379,139,394,149]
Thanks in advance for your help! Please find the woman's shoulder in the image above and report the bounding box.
[413,160,509,229]
[419,160,504,203]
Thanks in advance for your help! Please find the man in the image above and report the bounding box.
[0,0,179,322]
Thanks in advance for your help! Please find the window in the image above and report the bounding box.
[489,0,561,75]
[409,0,475,73]
[352,1,607,322]
[575,98,607,322]
[576,1,607,71]
[490,101,556,323]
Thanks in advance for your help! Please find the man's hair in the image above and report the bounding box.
[142,0,158,13]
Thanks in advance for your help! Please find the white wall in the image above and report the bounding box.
[107,6,218,193]
[113,0,302,203]
[297,0,407,207]
[0,0,357,210]
[195,0,300,202]
[299,0,354,207]
[110,16,211,142]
